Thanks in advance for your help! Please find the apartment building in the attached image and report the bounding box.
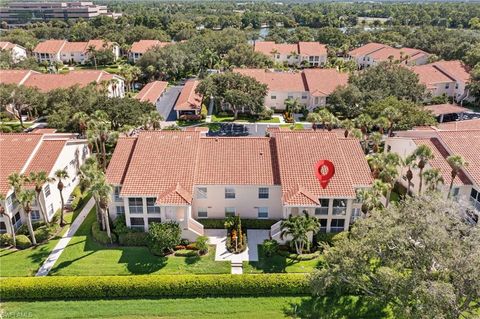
[0,41,27,62]
[412,60,472,102]
[234,68,348,111]
[128,40,172,63]
[135,81,169,106]
[105,130,372,241]
[254,41,328,67]
[174,80,203,118]
[347,42,429,69]
[0,2,117,24]
[0,69,125,98]
[386,123,480,212]
[0,133,90,235]
[33,39,120,64]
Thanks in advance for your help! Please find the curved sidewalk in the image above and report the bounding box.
[36,198,95,276]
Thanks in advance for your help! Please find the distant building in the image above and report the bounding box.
[128,40,172,63]
[347,42,429,69]
[0,2,120,24]
[234,68,348,111]
[412,60,471,103]
[33,39,120,65]
[254,41,328,67]
[135,81,169,106]
[0,69,125,98]
[0,41,27,62]
[0,132,90,235]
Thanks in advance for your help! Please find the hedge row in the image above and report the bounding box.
[0,274,309,300]
[198,219,279,229]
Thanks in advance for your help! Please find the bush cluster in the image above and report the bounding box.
[118,232,148,246]
[69,187,83,211]
[173,249,198,257]
[1,274,309,300]
[198,218,279,229]
[15,235,32,249]
[0,233,13,247]
[147,222,181,256]
[91,221,117,245]
[277,250,321,261]
[262,239,279,257]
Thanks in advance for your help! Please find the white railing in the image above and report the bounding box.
[187,218,204,236]
[270,220,283,239]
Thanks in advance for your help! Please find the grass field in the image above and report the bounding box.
[211,114,281,123]
[243,246,323,274]
[0,296,395,319]
[49,209,230,276]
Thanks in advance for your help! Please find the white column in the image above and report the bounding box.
[124,197,131,227]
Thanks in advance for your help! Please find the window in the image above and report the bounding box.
[451,187,460,200]
[288,95,293,99]
[44,185,51,198]
[314,56,319,61]
[455,83,459,89]
[146,198,160,214]
[271,95,276,100]
[148,217,161,224]
[198,208,208,218]
[12,212,21,229]
[31,210,41,221]
[319,219,327,233]
[445,84,450,89]
[7,194,14,211]
[258,188,269,199]
[128,198,143,214]
[333,199,347,215]
[470,188,480,211]
[257,207,268,219]
[48,204,54,216]
[351,207,362,223]
[330,219,345,232]
[114,186,122,202]
[314,97,319,104]
[197,187,207,199]
[225,207,236,217]
[116,206,125,216]
[301,95,307,99]
[0,222,6,234]
[130,217,144,230]
[225,187,235,199]
[315,199,329,215]
[309,56,314,61]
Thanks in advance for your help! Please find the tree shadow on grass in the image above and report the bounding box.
[284,296,390,319]
[118,248,168,274]
[184,254,201,265]
[48,251,96,275]
[247,246,322,273]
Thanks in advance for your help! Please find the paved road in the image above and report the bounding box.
[36,198,95,276]
[156,86,182,121]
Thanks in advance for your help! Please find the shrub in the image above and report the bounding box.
[331,231,349,244]
[198,219,279,229]
[0,233,13,247]
[147,222,181,256]
[113,215,129,234]
[69,187,83,211]
[34,224,59,243]
[91,222,117,245]
[180,238,190,246]
[200,104,208,119]
[174,245,186,250]
[118,232,147,246]
[174,249,198,257]
[0,274,309,300]
[16,235,32,249]
[277,250,321,261]
[262,239,279,257]
[179,114,202,121]
[258,108,274,120]
[186,243,198,250]
[315,232,336,246]
[17,221,45,235]
[195,236,209,255]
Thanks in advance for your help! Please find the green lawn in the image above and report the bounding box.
[0,209,77,277]
[1,296,394,319]
[211,114,280,123]
[279,123,304,130]
[49,209,230,276]
[243,246,323,274]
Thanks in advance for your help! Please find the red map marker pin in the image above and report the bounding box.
[315,160,335,189]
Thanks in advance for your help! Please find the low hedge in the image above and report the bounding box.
[174,249,198,257]
[198,219,279,229]
[277,250,321,261]
[118,231,148,246]
[91,222,117,245]
[0,274,310,300]
[16,235,32,249]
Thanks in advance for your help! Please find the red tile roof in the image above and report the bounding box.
[234,68,348,95]
[298,42,327,56]
[412,60,470,89]
[33,40,66,54]
[108,131,372,205]
[105,137,137,185]
[0,134,43,195]
[174,80,202,111]
[24,140,66,175]
[130,40,171,54]
[437,119,480,131]
[195,137,280,185]
[349,43,428,63]
[135,81,168,104]
[62,41,88,52]
[437,130,480,186]
[0,41,19,51]
[348,42,388,57]
[433,60,471,83]
[413,138,471,186]
[424,104,470,116]
[0,70,36,85]
[254,41,327,56]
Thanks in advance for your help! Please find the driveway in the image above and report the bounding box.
[156,86,182,121]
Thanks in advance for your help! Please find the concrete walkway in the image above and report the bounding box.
[206,229,270,274]
[36,198,95,276]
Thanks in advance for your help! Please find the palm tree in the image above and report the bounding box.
[87,45,98,69]
[72,112,90,138]
[375,116,390,135]
[369,132,383,153]
[404,154,416,196]
[17,189,37,245]
[90,176,113,243]
[0,194,16,247]
[284,98,303,123]
[54,169,69,227]
[446,155,468,198]
[340,119,354,138]
[280,212,320,255]
[79,158,103,225]
[357,180,389,215]
[26,171,53,226]
[8,172,24,194]
[381,106,401,137]
[149,111,163,130]
[378,164,398,208]
[412,145,434,195]
[423,168,444,192]
[307,109,335,131]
